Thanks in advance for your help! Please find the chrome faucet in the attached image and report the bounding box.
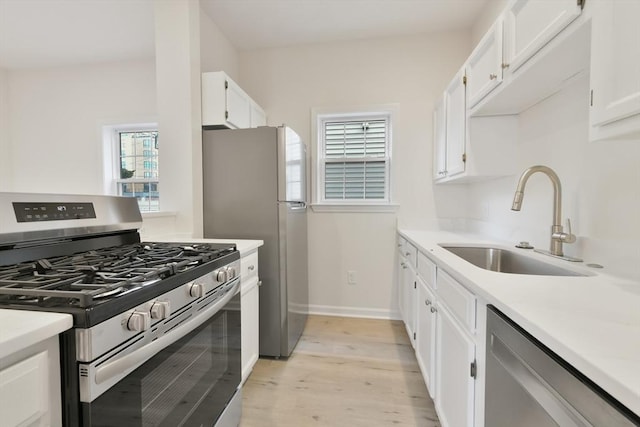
[511,165,581,261]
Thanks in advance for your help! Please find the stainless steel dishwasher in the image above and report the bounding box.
[485,306,640,427]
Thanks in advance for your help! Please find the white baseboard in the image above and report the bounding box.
[307,304,401,320]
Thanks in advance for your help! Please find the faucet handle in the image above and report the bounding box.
[563,218,577,243]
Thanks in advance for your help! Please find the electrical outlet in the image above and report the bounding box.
[347,270,356,285]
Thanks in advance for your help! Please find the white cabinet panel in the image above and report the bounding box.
[442,67,466,179]
[433,96,447,180]
[0,351,49,427]
[590,0,640,139]
[467,19,503,109]
[225,78,252,129]
[250,101,267,128]
[241,276,260,383]
[416,278,437,398]
[435,305,476,427]
[503,0,582,74]
[437,269,477,334]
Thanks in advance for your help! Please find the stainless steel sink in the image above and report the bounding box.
[440,245,588,277]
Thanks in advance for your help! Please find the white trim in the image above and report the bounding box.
[141,211,177,219]
[310,203,399,213]
[307,303,401,320]
[311,104,399,207]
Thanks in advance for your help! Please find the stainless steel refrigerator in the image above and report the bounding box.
[202,126,308,358]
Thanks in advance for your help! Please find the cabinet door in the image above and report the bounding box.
[403,263,417,346]
[397,255,407,321]
[503,0,582,74]
[226,79,252,129]
[467,19,503,109]
[0,351,49,427]
[435,305,475,427]
[250,101,267,127]
[433,96,447,180]
[444,67,466,178]
[590,0,640,130]
[416,278,437,398]
[241,276,260,383]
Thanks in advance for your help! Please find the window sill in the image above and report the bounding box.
[310,203,399,213]
[141,211,177,219]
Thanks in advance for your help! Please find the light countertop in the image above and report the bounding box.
[0,309,73,360]
[399,229,640,417]
[143,236,263,256]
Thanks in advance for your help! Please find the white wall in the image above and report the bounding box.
[141,2,241,240]
[0,68,11,191]
[240,32,471,317]
[200,9,239,79]
[460,74,640,281]
[471,0,508,45]
[4,59,156,194]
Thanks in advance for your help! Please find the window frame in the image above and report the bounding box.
[103,122,160,213]
[312,106,397,212]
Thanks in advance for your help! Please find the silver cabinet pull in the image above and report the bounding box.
[248,265,255,271]
[257,280,263,287]
[501,63,510,69]
[430,306,437,314]
[489,73,498,80]
[425,299,431,306]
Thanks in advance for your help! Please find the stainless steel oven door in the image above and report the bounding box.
[80,285,241,427]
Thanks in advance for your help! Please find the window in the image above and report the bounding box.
[316,110,392,207]
[117,129,159,212]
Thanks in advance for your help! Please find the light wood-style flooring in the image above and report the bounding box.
[240,315,441,426]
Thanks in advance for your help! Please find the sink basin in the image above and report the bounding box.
[440,245,588,277]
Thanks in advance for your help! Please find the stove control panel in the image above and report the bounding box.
[12,201,97,222]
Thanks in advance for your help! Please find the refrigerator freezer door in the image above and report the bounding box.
[278,201,308,356]
[277,127,306,204]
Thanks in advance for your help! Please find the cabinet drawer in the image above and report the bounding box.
[397,236,407,253]
[403,242,418,267]
[436,270,476,333]
[417,252,436,288]
[241,251,259,280]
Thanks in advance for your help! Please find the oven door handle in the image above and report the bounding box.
[94,280,240,385]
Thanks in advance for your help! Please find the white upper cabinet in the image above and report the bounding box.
[466,19,504,109]
[590,0,640,140]
[201,71,265,129]
[503,0,583,75]
[469,0,586,116]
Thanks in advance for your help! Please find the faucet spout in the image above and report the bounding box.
[511,165,570,257]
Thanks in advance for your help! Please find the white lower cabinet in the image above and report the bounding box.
[240,251,260,383]
[0,336,62,427]
[435,304,476,427]
[397,233,481,426]
[416,277,437,398]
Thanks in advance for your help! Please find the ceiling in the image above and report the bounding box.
[0,0,488,69]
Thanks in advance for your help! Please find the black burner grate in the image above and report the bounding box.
[0,242,234,308]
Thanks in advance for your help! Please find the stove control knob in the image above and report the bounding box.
[215,270,228,283]
[189,283,205,298]
[150,301,171,320]
[126,311,151,332]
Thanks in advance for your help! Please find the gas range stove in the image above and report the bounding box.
[0,240,238,327]
[0,192,239,327]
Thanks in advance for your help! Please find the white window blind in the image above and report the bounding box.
[319,117,390,202]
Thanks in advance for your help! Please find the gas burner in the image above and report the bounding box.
[0,241,236,309]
